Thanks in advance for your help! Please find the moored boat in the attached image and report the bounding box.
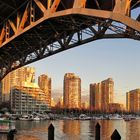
[33,116,40,121]
[19,115,31,121]
[79,114,92,120]
[123,115,136,121]
[109,114,123,120]
[124,117,131,121]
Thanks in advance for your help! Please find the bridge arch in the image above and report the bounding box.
[0,0,139,80]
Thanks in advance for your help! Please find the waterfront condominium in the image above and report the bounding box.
[9,67,49,114]
[90,78,114,113]
[63,73,81,109]
[1,66,35,102]
[126,89,140,113]
[90,83,101,111]
[38,74,51,107]
[10,85,48,114]
[101,78,114,112]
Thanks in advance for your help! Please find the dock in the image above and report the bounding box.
[0,120,16,134]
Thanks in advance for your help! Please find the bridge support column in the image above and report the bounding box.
[113,0,131,16]
[47,0,52,9]
[73,0,86,8]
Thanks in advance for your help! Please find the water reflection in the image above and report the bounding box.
[2,120,140,140]
[0,134,6,140]
[15,120,51,140]
[126,120,140,140]
[89,120,96,138]
[63,120,80,135]
[101,120,114,139]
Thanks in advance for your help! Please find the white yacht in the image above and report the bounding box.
[109,114,123,120]
[79,114,91,120]
[33,116,40,121]
[19,115,30,121]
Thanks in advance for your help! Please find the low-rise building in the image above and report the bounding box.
[10,85,49,114]
[108,103,124,113]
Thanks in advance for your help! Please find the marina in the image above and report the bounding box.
[1,113,140,140]
[1,113,140,121]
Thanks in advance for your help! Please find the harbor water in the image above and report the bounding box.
[1,120,140,140]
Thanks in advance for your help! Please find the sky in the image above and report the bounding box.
[29,38,140,105]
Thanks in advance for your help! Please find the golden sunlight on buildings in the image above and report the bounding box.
[63,73,81,109]
[90,78,114,113]
[10,86,48,114]
[1,66,50,114]
[2,67,35,102]
[51,98,56,107]
[38,74,51,107]
[126,89,140,113]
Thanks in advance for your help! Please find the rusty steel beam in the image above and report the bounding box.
[0,0,140,81]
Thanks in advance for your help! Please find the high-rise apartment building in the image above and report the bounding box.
[90,83,96,111]
[101,78,114,112]
[126,89,140,113]
[90,83,101,111]
[126,92,130,112]
[2,67,35,102]
[90,78,114,112]
[63,73,81,109]
[38,74,51,107]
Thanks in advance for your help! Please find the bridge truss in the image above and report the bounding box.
[0,0,140,80]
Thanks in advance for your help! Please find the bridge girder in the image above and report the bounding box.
[0,0,140,81]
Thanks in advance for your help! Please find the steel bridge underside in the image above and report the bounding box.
[0,0,140,80]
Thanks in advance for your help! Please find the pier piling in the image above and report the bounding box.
[111,129,121,140]
[7,130,14,140]
[48,123,54,140]
[95,122,100,140]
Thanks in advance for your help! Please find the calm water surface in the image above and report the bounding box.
[1,120,140,140]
